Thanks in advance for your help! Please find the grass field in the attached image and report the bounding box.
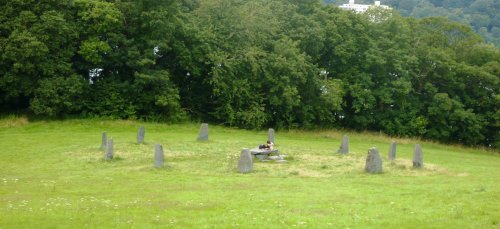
[0,117,499,228]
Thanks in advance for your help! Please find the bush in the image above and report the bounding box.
[30,75,85,117]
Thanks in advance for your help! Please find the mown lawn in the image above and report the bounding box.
[0,117,499,228]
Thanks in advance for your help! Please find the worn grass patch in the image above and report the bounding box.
[0,115,29,128]
[251,152,453,178]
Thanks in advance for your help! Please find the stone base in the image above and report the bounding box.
[256,154,287,163]
[250,148,279,159]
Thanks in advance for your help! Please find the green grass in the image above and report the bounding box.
[0,117,499,228]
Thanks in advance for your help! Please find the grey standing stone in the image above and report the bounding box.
[268,128,275,144]
[413,144,424,168]
[388,141,396,161]
[137,126,145,144]
[105,138,113,160]
[238,148,253,173]
[101,132,107,150]
[197,123,209,141]
[154,144,164,168]
[337,135,349,154]
[365,147,383,173]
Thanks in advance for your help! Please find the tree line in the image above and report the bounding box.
[1,0,499,148]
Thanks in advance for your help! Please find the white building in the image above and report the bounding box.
[339,0,391,13]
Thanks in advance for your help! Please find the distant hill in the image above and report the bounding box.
[326,0,500,47]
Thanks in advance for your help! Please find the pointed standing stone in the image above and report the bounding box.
[101,132,107,150]
[413,144,424,168]
[197,123,209,141]
[337,135,349,154]
[137,126,145,144]
[365,147,383,173]
[268,128,275,144]
[238,148,253,173]
[388,141,396,161]
[154,144,164,168]
[105,138,113,160]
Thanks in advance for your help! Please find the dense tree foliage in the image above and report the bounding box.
[0,0,498,148]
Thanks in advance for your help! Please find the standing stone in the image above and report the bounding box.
[154,144,164,168]
[197,123,209,141]
[238,148,253,173]
[101,132,107,150]
[337,135,349,154]
[268,128,275,144]
[388,141,396,161]
[413,144,424,168]
[365,147,383,173]
[137,126,145,144]
[105,138,113,160]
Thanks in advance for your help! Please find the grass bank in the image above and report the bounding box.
[0,118,499,228]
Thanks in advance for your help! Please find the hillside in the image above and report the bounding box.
[326,0,500,46]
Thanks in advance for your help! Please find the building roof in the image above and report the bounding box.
[339,0,391,13]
